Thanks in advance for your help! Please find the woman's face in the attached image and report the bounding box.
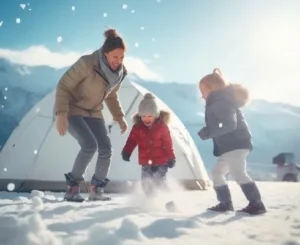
[104,48,125,70]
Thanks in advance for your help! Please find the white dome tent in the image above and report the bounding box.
[0,81,210,193]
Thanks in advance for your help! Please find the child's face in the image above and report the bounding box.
[199,83,211,101]
[141,115,155,126]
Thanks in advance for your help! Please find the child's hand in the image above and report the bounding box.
[121,151,130,161]
[198,127,210,140]
[167,159,176,168]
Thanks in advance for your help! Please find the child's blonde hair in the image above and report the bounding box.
[199,68,228,90]
[199,68,250,105]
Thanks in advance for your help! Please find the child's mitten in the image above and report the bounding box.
[121,151,130,162]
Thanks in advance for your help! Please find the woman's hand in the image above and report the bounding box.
[55,112,69,136]
[118,117,128,134]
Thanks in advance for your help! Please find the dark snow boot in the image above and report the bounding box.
[64,173,85,202]
[238,182,266,215]
[88,175,111,201]
[208,185,234,212]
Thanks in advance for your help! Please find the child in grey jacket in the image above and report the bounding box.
[198,68,266,215]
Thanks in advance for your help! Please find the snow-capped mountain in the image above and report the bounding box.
[0,58,299,177]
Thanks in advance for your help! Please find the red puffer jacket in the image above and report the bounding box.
[122,110,175,166]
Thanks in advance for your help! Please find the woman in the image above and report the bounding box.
[54,28,128,202]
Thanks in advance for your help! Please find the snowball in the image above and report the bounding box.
[5,87,8,91]
[152,38,156,42]
[134,42,139,48]
[140,26,144,30]
[131,10,135,13]
[16,18,21,24]
[20,4,26,9]
[0,21,3,27]
[219,123,223,128]
[4,168,7,172]
[31,190,45,198]
[122,4,128,9]
[154,53,160,58]
[71,6,75,11]
[57,36,62,43]
[7,183,15,191]
[33,150,38,154]
[103,13,107,17]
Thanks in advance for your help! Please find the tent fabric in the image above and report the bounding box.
[0,81,211,193]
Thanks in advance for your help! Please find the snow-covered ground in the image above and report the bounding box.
[0,181,299,245]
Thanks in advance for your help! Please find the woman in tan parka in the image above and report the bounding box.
[54,28,128,202]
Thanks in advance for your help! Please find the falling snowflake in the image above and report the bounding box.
[35,107,40,113]
[131,10,135,14]
[1,105,4,108]
[16,18,21,24]
[4,168,7,172]
[34,150,38,154]
[134,42,139,48]
[152,38,156,42]
[20,4,26,9]
[140,26,145,30]
[7,183,15,192]
[29,8,32,11]
[154,53,160,59]
[4,96,7,100]
[0,21,3,27]
[157,0,161,2]
[103,13,108,17]
[4,87,8,91]
[57,36,62,43]
[219,123,223,128]
[71,6,75,11]
[122,4,128,9]
[27,3,30,5]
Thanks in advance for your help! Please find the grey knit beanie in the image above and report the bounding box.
[138,93,160,117]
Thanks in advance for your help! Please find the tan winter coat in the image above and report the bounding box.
[54,50,127,121]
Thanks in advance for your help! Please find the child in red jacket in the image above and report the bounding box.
[121,93,176,195]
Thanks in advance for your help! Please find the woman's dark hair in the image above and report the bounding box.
[102,28,126,53]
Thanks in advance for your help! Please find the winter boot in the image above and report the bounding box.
[208,185,234,212]
[88,175,111,201]
[238,182,267,215]
[63,173,85,202]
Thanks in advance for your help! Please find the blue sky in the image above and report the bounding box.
[0,0,300,105]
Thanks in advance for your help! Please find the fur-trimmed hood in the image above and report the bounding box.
[132,110,171,125]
